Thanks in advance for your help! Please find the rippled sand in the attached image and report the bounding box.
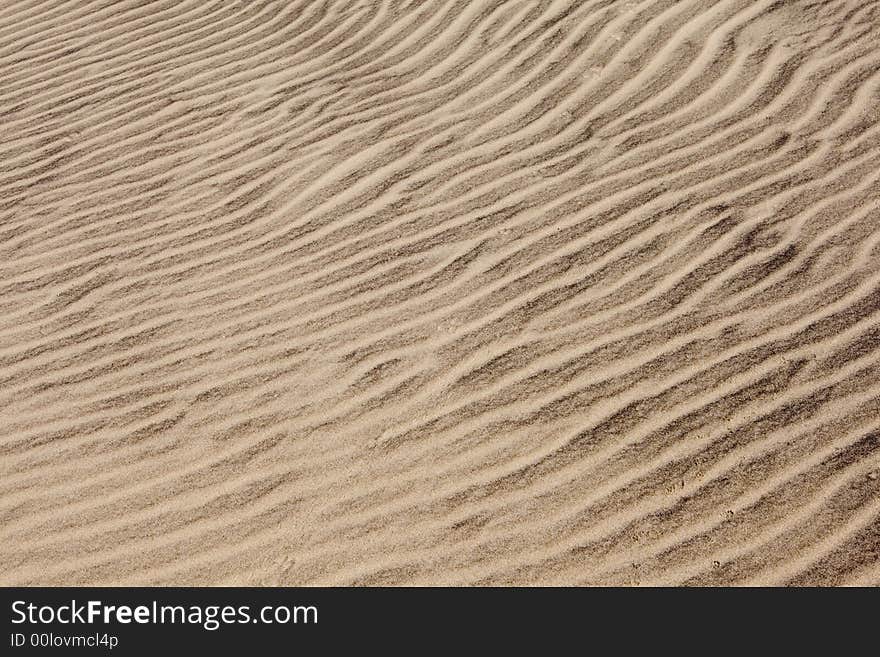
[2,0,879,585]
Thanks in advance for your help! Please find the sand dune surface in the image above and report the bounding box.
[1,0,880,585]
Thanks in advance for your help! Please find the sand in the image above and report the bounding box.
[1,0,879,586]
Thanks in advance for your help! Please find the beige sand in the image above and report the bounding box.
[1,0,879,586]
